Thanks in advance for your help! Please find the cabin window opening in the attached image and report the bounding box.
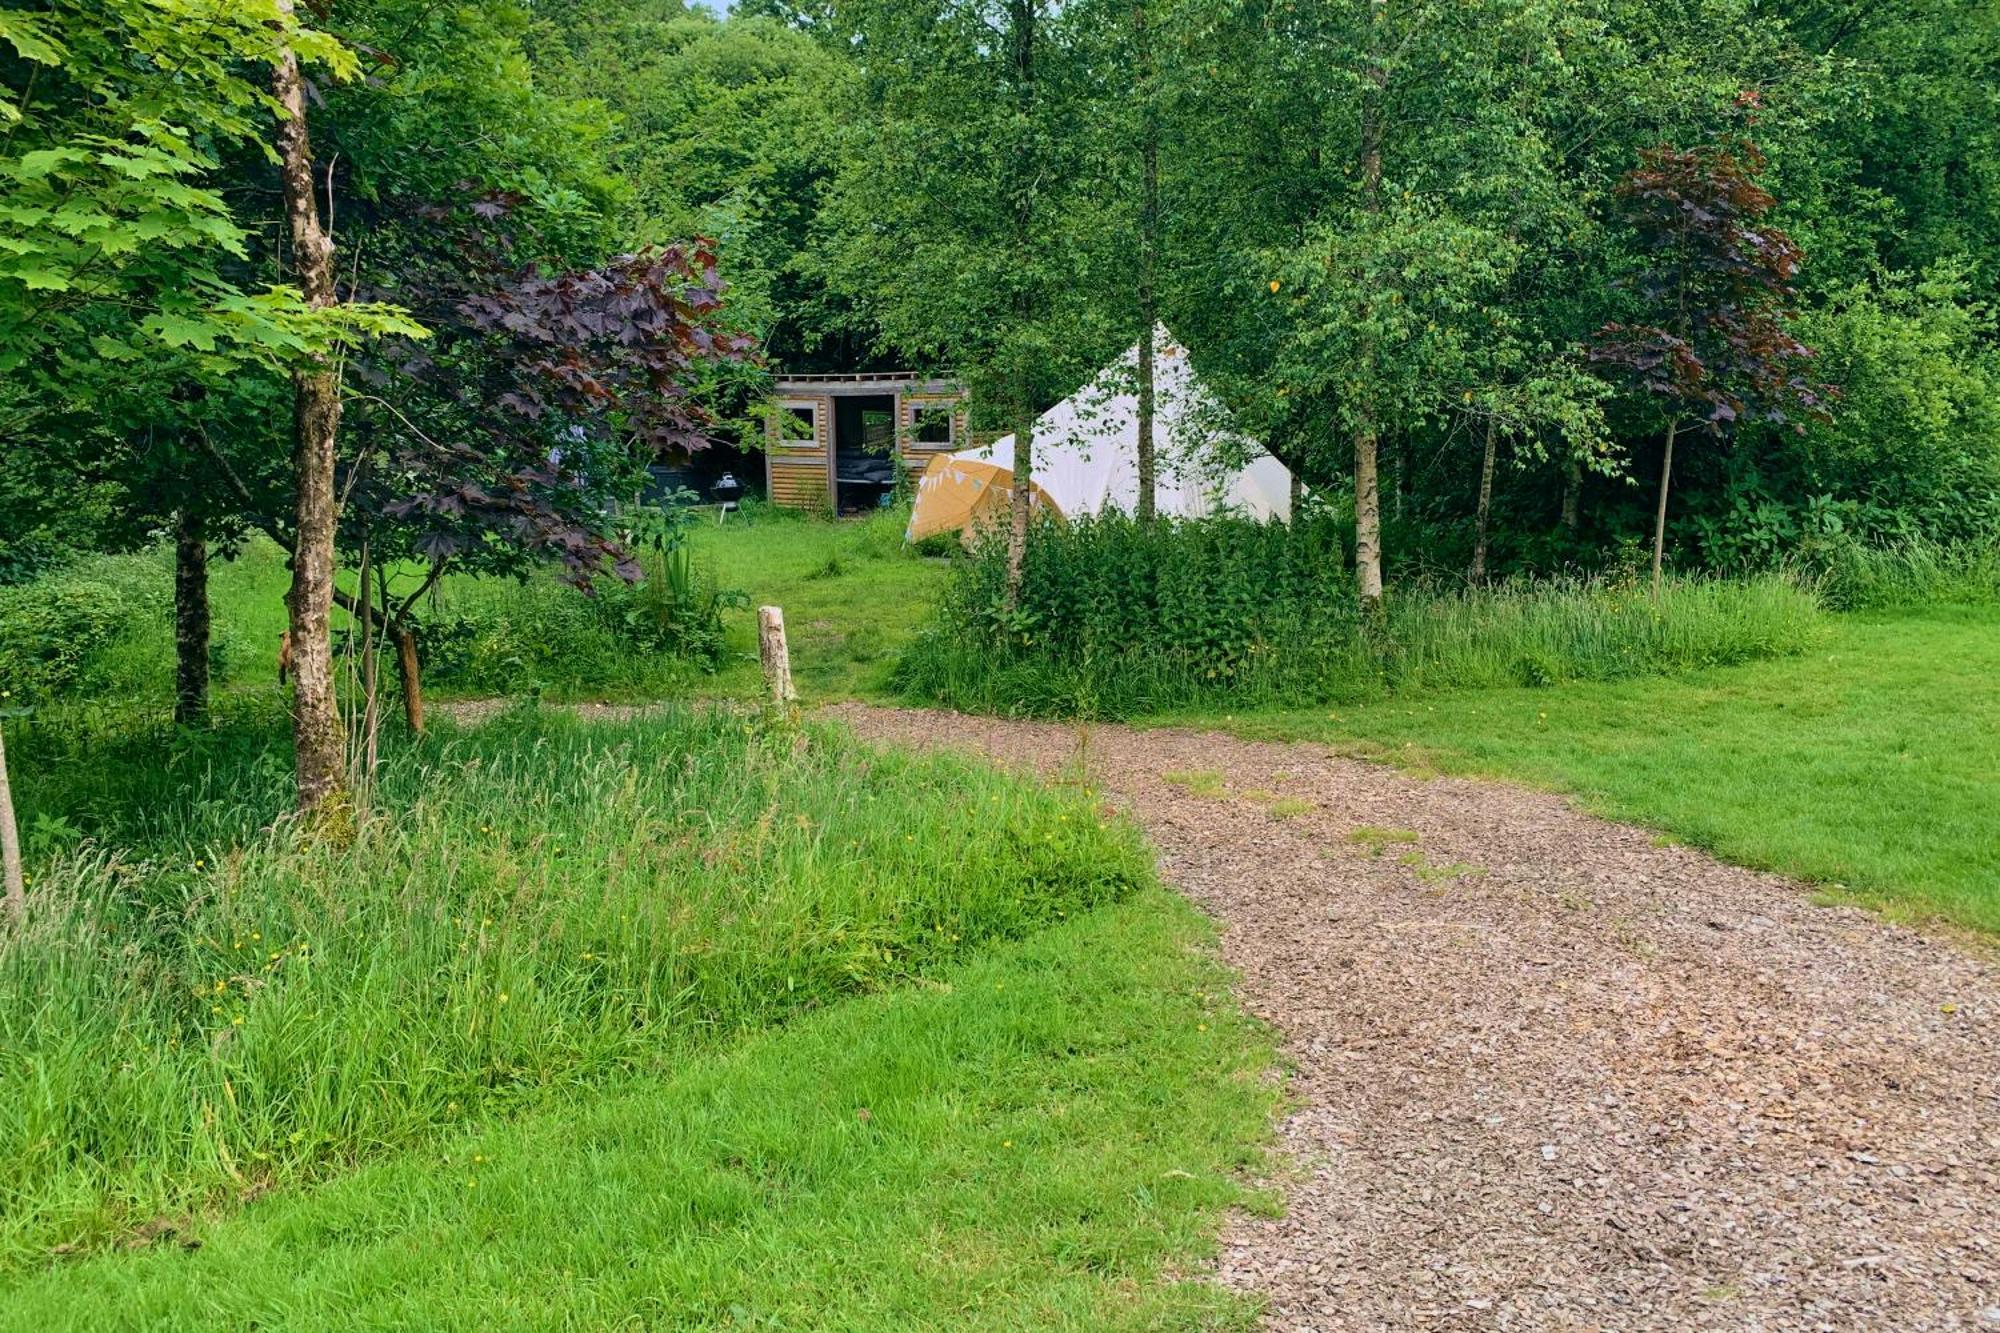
[912,406,954,445]
[783,404,817,446]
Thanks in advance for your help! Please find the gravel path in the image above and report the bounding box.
[827,704,2000,1332]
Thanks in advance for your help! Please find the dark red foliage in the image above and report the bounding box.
[1590,141,1835,434]
[345,189,757,589]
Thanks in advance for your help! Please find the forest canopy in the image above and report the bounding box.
[5,0,1997,591]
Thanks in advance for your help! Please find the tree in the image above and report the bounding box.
[526,5,861,368]
[342,223,755,730]
[271,0,352,813]
[820,0,1111,599]
[1,1,413,736]
[1591,139,1835,594]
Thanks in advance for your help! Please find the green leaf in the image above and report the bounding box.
[142,312,222,351]
[5,263,71,292]
[12,148,87,180]
[0,13,66,66]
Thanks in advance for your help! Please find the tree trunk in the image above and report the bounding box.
[356,537,379,782]
[173,509,210,726]
[1470,417,1497,585]
[0,722,21,928]
[1652,420,1677,598]
[1560,453,1581,532]
[1353,18,1386,612]
[393,625,425,734]
[1006,397,1036,606]
[1354,425,1384,607]
[273,0,347,815]
[1002,0,1038,607]
[1133,0,1159,523]
[1135,318,1156,524]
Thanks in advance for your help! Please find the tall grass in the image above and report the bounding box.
[1809,536,2000,611]
[895,514,1828,718]
[0,707,1147,1266]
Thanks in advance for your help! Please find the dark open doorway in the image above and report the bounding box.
[832,393,898,514]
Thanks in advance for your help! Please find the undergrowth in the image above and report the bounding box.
[0,705,1147,1268]
[896,514,1828,718]
[1807,536,2000,611]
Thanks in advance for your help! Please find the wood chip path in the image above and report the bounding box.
[828,704,2000,1332]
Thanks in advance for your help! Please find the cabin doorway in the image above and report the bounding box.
[832,393,898,514]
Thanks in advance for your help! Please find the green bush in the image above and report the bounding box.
[0,707,1148,1264]
[0,554,166,702]
[896,513,1828,718]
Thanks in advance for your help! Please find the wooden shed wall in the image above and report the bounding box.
[766,394,833,511]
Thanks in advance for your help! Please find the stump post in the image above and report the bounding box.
[0,720,23,927]
[758,606,797,710]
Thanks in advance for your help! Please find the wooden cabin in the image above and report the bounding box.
[765,373,970,514]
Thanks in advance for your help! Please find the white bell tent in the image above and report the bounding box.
[906,328,1293,543]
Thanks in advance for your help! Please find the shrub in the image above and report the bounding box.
[419,558,742,697]
[0,554,166,702]
[896,513,1828,718]
[0,707,1148,1264]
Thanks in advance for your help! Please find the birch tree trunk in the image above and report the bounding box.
[1002,0,1039,606]
[173,508,210,726]
[1560,453,1582,532]
[1353,13,1387,612]
[273,0,347,814]
[1133,0,1159,523]
[1354,427,1384,605]
[1007,397,1036,604]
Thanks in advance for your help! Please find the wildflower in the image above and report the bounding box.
[1002,1140,1014,1148]
[1197,1023,1208,1032]
[498,992,510,1005]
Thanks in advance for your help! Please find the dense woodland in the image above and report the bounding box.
[3,4,2000,1295]
[3,0,1998,794]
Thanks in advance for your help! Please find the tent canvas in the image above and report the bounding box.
[906,327,1292,543]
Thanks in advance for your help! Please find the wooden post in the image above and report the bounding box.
[758,606,797,708]
[0,720,23,927]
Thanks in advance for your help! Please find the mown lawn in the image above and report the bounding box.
[686,504,952,701]
[1176,607,2000,934]
[0,891,1275,1332]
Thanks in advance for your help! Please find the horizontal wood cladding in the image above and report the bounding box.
[767,461,831,510]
